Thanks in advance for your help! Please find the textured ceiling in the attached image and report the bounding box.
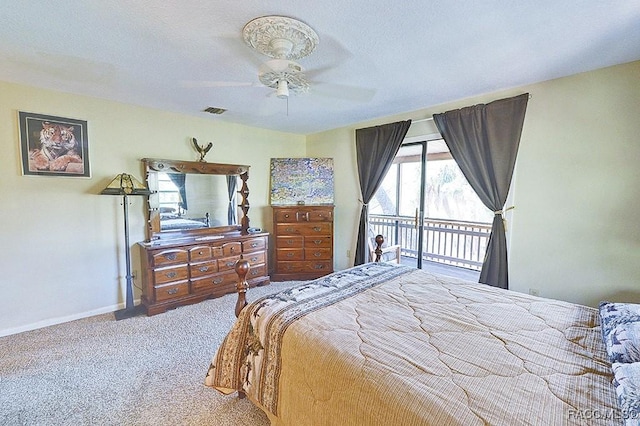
[1,1,639,134]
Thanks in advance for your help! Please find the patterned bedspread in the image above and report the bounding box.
[205,263,620,425]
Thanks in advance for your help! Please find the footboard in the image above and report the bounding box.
[233,236,388,318]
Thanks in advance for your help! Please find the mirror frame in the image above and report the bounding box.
[142,158,250,241]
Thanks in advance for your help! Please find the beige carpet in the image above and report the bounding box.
[0,281,301,426]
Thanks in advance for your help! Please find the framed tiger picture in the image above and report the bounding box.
[19,111,90,177]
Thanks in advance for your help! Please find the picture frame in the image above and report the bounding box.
[19,111,90,177]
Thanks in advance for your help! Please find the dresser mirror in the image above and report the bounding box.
[143,158,250,241]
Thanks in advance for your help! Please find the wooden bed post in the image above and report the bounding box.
[233,259,249,400]
[374,235,385,263]
[234,259,250,318]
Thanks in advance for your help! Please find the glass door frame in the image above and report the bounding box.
[397,141,428,269]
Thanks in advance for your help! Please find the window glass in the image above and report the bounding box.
[398,161,421,216]
[370,141,492,223]
[158,174,181,214]
[369,163,398,215]
[424,159,492,223]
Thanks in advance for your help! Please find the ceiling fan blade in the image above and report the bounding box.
[312,82,376,103]
[179,80,257,88]
[213,34,266,69]
[315,35,354,69]
[303,65,337,81]
[178,34,266,90]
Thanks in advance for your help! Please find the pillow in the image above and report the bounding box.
[611,362,640,424]
[599,302,640,363]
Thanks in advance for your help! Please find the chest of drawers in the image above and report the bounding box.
[138,232,269,315]
[272,206,334,281]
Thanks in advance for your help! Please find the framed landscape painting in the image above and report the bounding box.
[19,111,90,177]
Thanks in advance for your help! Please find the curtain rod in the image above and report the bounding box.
[411,94,532,125]
[411,117,433,124]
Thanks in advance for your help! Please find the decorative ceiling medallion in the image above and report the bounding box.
[242,16,319,60]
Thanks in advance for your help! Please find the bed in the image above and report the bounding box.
[205,255,633,425]
[159,207,210,231]
[160,216,208,230]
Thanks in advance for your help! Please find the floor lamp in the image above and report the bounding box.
[101,173,151,320]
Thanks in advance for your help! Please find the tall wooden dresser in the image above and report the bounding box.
[272,205,334,281]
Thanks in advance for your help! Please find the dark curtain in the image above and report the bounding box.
[227,175,238,225]
[433,93,529,289]
[168,173,187,211]
[354,120,412,265]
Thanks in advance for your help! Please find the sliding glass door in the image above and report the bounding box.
[370,139,492,272]
[370,142,428,268]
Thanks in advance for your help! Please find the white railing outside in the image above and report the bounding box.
[369,214,491,271]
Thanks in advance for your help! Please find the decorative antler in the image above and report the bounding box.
[192,137,213,162]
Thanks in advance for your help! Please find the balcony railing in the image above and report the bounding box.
[369,214,492,271]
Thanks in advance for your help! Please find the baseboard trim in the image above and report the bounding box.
[0,300,139,338]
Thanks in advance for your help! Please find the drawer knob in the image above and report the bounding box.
[165,271,177,279]
[213,278,223,284]
[226,261,235,267]
[313,240,322,245]
[286,252,294,258]
[314,264,325,270]
[313,227,322,232]
[198,266,209,272]
[164,253,177,261]
[251,243,258,248]
[284,214,290,218]
[250,256,258,262]
[314,252,322,257]
[286,239,294,245]
[198,251,203,255]
[167,288,178,295]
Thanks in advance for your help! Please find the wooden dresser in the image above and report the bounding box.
[138,232,269,315]
[272,205,334,281]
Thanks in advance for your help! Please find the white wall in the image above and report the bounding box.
[0,81,305,336]
[309,60,640,308]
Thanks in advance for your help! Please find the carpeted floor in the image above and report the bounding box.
[0,281,301,426]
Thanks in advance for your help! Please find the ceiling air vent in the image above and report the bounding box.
[203,107,227,115]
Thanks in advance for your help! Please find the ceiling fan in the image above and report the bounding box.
[182,16,374,105]
[242,15,318,99]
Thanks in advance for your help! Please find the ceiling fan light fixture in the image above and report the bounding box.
[276,80,289,99]
[244,16,316,99]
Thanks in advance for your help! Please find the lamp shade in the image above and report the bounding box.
[100,173,151,196]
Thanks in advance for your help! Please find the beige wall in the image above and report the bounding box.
[509,61,640,306]
[3,60,639,336]
[0,81,305,336]
[309,60,640,308]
